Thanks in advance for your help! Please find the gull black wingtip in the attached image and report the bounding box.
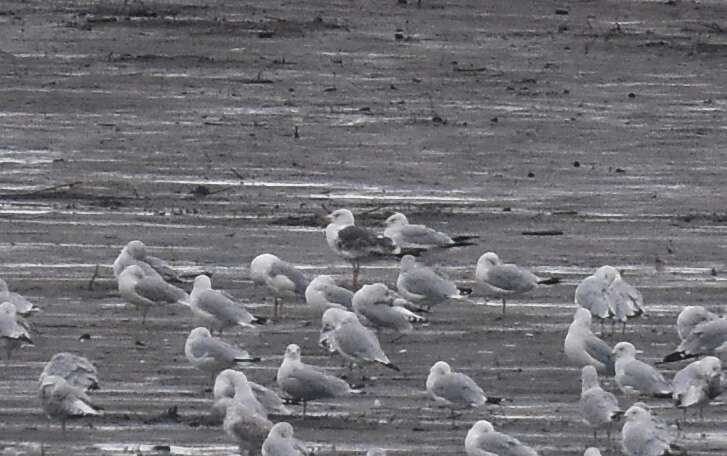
[537,277,561,285]
[660,351,697,364]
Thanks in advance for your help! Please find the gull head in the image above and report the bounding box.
[189,327,212,339]
[193,274,213,290]
[310,275,337,290]
[612,341,637,359]
[477,252,501,269]
[271,421,295,439]
[430,361,452,377]
[284,343,302,361]
[327,208,355,226]
[624,404,650,422]
[470,419,495,435]
[0,278,8,294]
[384,212,408,228]
[0,301,18,318]
[700,356,722,377]
[595,265,618,284]
[399,255,418,272]
[126,240,147,260]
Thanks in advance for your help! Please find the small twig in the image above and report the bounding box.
[230,168,245,180]
[358,205,385,216]
[88,264,100,291]
[206,185,238,196]
[521,230,564,236]
[21,181,83,196]
[453,66,488,73]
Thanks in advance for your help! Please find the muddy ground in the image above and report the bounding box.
[1,0,727,454]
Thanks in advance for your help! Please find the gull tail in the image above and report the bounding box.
[666,443,688,456]
[451,235,480,243]
[537,277,560,285]
[251,315,268,325]
[393,247,429,258]
[660,351,698,364]
[652,391,674,399]
[485,396,505,404]
[380,361,400,372]
[457,287,473,296]
[611,410,624,420]
[234,355,261,363]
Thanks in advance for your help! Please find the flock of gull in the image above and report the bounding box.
[2,207,726,456]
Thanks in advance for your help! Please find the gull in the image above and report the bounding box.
[250,253,308,320]
[580,365,622,442]
[0,278,40,316]
[222,396,272,456]
[672,356,724,421]
[676,305,719,342]
[352,283,426,336]
[367,450,387,456]
[39,375,101,433]
[427,361,498,427]
[621,405,686,456]
[465,420,538,456]
[117,265,190,325]
[584,449,602,456]
[0,301,33,363]
[662,316,727,363]
[613,342,671,398]
[184,327,260,384]
[564,308,615,375]
[607,267,646,333]
[112,239,182,282]
[212,369,290,421]
[190,275,264,334]
[575,266,615,331]
[397,255,471,309]
[475,252,559,315]
[325,208,422,289]
[39,353,99,391]
[324,312,399,380]
[262,422,309,456]
[383,212,478,250]
[276,343,354,416]
[304,275,353,313]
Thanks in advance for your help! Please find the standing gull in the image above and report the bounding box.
[397,255,471,310]
[276,344,354,416]
[39,375,101,433]
[579,365,622,442]
[305,275,353,313]
[663,316,727,363]
[319,308,357,354]
[39,352,99,391]
[325,312,399,378]
[113,240,182,282]
[607,268,646,333]
[383,212,477,249]
[621,405,685,456]
[325,208,418,289]
[584,449,602,456]
[465,420,538,456]
[250,253,308,320]
[0,301,33,362]
[574,266,616,332]
[672,356,724,421]
[613,342,672,398]
[352,283,426,336]
[564,308,615,375]
[0,278,40,316]
[117,265,190,325]
[185,327,260,384]
[190,275,264,334]
[262,422,309,456]
[427,361,498,426]
[475,252,559,315]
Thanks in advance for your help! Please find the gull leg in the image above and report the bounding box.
[352,261,360,290]
[302,400,307,417]
[501,298,506,315]
[272,297,279,321]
